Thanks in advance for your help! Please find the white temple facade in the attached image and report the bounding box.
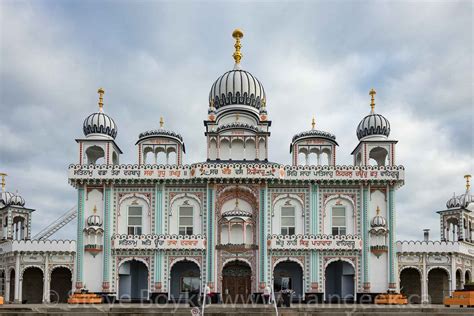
[68,30,405,303]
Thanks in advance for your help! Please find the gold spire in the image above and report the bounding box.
[465,174,472,191]
[0,173,7,192]
[93,205,97,214]
[376,206,380,215]
[311,116,316,130]
[98,88,105,112]
[232,29,244,65]
[369,88,376,113]
[159,116,164,128]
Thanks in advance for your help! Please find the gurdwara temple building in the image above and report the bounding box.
[0,30,473,305]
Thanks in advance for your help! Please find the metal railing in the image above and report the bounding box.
[32,206,77,240]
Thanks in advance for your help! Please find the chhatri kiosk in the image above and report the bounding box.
[68,30,404,303]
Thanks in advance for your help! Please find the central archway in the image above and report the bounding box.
[170,260,201,303]
[428,268,449,304]
[273,261,303,301]
[50,267,72,303]
[22,267,44,303]
[118,260,149,301]
[325,260,355,303]
[222,260,252,304]
[400,268,421,303]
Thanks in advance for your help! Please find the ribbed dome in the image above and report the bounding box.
[371,213,387,228]
[83,112,117,139]
[446,192,474,209]
[446,194,462,209]
[209,69,266,111]
[10,193,25,207]
[0,191,14,208]
[87,214,103,227]
[356,113,390,140]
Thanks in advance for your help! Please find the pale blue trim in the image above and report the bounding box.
[206,186,214,281]
[260,187,268,283]
[102,187,111,283]
[310,184,319,284]
[362,187,369,284]
[154,184,163,283]
[388,187,395,284]
[76,187,85,283]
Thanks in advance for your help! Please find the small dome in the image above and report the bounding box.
[10,193,25,207]
[209,69,266,111]
[446,192,474,209]
[83,112,117,139]
[371,214,387,228]
[292,129,337,144]
[138,128,184,143]
[446,193,462,209]
[222,209,253,219]
[87,214,103,227]
[0,191,14,208]
[356,113,390,140]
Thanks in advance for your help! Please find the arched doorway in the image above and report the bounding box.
[456,269,462,290]
[118,260,149,301]
[399,268,421,303]
[170,260,201,303]
[9,269,15,303]
[465,270,471,285]
[50,267,72,303]
[22,267,44,303]
[273,261,303,301]
[428,268,449,304]
[222,260,252,303]
[325,260,355,303]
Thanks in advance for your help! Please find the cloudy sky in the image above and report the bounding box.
[0,0,472,240]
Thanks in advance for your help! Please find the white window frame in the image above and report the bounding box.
[179,206,194,236]
[127,206,143,235]
[331,206,346,236]
[280,206,296,235]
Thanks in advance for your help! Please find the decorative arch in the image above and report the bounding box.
[118,257,150,270]
[222,257,252,269]
[324,257,356,270]
[427,265,451,278]
[399,265,423,275]
[118,193,151,210]
[169,257,201,272]
[49,265,73,278]
[272,257,304,271]
[169,193,203,216]
[323,194,356,210]
[20,265,44,278]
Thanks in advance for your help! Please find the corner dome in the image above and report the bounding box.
[10,193,25,207]
[371,213,387,228]
[0,191,14,208]
[87,214,103,227]
[446,175,474,209]
[83,88,118,139]
[356,89,390,141]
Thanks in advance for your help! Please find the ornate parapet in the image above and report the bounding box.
[0,239,76,254]
[68,163,405,187]
[111,234,206,251]
[396,240,474,256]
[267,234,362,251]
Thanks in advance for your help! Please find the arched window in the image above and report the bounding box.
[332,206,346,235]
[127,206,143,235]
[281,206,295,235]
[179,206,193,235]
[85,145,105,165]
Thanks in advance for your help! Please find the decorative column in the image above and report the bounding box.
[102,185,112,292]
[310,183,320,291]
[362,185,370,291]
[43,254,50,303]
[206,184,216,290]
[14,253,20,303]
[387,185,396,290]
[5,270,10,302]
[259,184,268,290]
[75,186,85,290]
[154,183,164,292]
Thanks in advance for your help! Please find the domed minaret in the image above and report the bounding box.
[77,88,122,165]
[205,29,271,161]
[352,89,397,166]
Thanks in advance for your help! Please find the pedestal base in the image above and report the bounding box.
[68,293,103,304]
[374,293,408,305]
[444,290,474,307]
[0,296,3,305]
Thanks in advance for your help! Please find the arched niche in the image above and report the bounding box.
[244,138,256,160]
[220,138,231,160]
[368,146,389,166]
[231,138,244,160]
[271,195,304,235]
[209,138,218,160]
[169,195,202,235]
[85,145,105,165]
[323,195,355,235]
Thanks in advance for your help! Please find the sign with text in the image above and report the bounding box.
[112,234,206,250]
[267,235,362,251]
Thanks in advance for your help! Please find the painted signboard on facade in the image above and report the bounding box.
[267,235,362,251]
[112,234,206,250]
[69,163,404,181]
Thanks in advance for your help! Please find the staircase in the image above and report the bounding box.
[32,206,77,240]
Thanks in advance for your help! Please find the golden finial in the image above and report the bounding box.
[232,29,244,65]
[0,173,7,192]
[311,116,316,130]
[376,206,380,215]
[465,174,471,191]
[369,88,376,113]
[235,198,239,208]
[159,117,164,128]
[98,88,105,112]
[93,205,97,214]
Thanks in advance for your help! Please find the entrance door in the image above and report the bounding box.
[118,260,149,301]
[325,261,355,303]
[222,261,251,303]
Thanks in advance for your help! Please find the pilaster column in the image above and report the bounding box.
[14,253,20,303]
[362,186,370,290]
[102,185,112,292]
[43,255,50,303]
[310,184,320,291]
[421,253,428,303]
[154,183,164,291]
[206,184,216,290]
[259,184,268,289]
[75,186,85,290]
[387,185,396,290]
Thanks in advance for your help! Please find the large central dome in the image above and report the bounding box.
[208,29,266,111]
